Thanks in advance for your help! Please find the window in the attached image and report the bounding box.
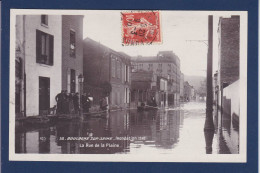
[36,30,54,65]
[125,88,129,103]
[168,64,171,72]
[138,64,143,70]
[157,64,162,72]
[125,65,129,82]
[111,58,116,78]
[117,60,121,79]
[148,64,153,71]
[41,15,48,26]
[15,58,22,79]
[70,30,76,57]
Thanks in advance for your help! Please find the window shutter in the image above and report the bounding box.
[36,30,41,63]
[49,35,54,65]
[45,15,48,25]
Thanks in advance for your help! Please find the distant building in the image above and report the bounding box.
[61,15,84,93]
[131,70,157,107]
[216,15,240,124]
[83,38,131,109]
[180,73,184,101]
[190,86,195,100]
[15,15,62,117]
[131,51,181,107]
[183,81,192,102]
[197,79,206,98]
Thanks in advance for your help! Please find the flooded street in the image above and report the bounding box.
[15,102,239,154]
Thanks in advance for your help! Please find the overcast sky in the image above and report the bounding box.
[83,11,222,77]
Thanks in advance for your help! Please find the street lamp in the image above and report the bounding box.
[78,74,84,119]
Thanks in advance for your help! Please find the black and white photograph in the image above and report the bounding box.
[10,9,247,162]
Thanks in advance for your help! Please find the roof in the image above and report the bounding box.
[132,56,158,62]
[83,37,131,64]
[132,51,180,64]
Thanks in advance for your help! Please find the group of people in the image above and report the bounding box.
[55,90,92,115]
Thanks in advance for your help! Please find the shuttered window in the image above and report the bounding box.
[36,30,54,65]
[15,58,22,79]
[111,58,116,78]
[117,61,121,79]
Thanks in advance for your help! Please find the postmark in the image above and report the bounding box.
[121,11,161,46]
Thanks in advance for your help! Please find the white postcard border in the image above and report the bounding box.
[9,9,248,162]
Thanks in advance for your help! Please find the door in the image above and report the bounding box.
[15,84,21,114]
[39,77,50,115]
[70,69,76,93]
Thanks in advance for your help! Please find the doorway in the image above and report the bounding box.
[39,77,50,115]
[70,69,76,93]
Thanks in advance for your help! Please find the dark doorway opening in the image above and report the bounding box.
[70,69,76,93]
[39,76,50,115]
[15,84,21,114]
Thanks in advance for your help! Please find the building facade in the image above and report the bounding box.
[83,38,131,110]
[216,15,240,123]
[131,51,181,107]
[217,16,240,88]
[15,15,62,117]
[183,81,193,102]
[61,15,84,93]
[180,73,184,102]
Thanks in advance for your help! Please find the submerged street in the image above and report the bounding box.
[15,102,239,154]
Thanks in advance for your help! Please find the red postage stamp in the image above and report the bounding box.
[121,11,161,46]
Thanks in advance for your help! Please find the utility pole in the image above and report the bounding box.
[204,15,214,131]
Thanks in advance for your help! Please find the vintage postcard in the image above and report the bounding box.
[9,9,247,162]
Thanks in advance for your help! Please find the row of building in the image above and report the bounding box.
[15,15,193,117]
[15,15,84,117]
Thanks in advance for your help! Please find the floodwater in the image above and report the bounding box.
[15,102,239,154]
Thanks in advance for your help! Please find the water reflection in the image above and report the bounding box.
[212,105,239,154]
[204,130,214,154]
[15,102,239,154]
